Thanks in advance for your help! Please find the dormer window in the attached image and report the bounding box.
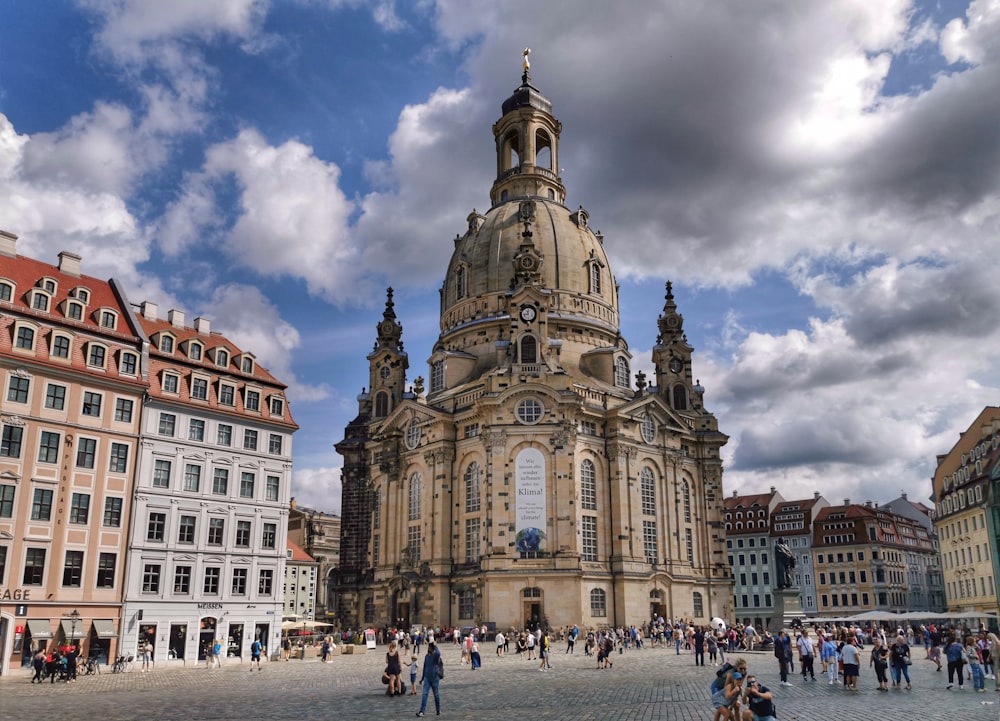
[50,333,71,359]
[455,265,467,300]
[614,357,629,388]
[87,342,108,368]
[40,277,57,294]
[70,287,89,304]
[590,262,601,294]
[162,372,179,394]
[190,376,209,401]
[430,360,444,393]
[244,388,260,412]
[269,396,284,416]
[119,351,138,375]
[188,342,202,361]
[216,349,229,368]
[98,310,116,329]
[240,355,254,374]
[0,281,13,302]
[218,383,236,406]
[14,323,37,351]
[159,335,174,353]
[65,301,84,320]
[30,290,50,312]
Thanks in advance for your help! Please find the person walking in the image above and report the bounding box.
[889,634,912,690]
[966,635,986,692]
[406,654,419,694]
[495,631,505,657]
[281,635,291,661]
[249,637,263,671]
[820,635,839,685]
[945,634,966,690]
[841,638,860,690]
[416,641,443,717]
[31,649,45,683]
[774,631,791,686]
[212,638,223,668]
[386,639,403,694]
[870,636,890,691]
[797,630,816,681]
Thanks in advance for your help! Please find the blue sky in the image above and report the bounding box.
[2,0,997,514]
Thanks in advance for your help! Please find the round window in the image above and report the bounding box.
[405,419,421,449]
[516,398,544,424]
[641,414,656,444]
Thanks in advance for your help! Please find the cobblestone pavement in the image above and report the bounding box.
[2,644,998,721]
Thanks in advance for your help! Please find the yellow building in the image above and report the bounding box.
[932,407,1000,617]
[333,68,732,632]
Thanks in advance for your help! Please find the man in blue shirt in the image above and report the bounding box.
[416,641,443,717]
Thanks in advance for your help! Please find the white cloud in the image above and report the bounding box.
[292,466,343,515]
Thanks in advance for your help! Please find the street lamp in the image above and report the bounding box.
[69,608,81,648]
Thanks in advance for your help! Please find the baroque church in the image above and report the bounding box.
[333,65,733,632]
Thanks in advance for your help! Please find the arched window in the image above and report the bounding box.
[590,588,607,617]
[580,459,597,510]
[590,262,601,294]
[519,335,537,364]
[693,591,704,617]
[672,384,687,410]
[455,266,467,300]
[363,597,375,624]
[502,130,520,170]
[465,462,481,513]
[640,466,655,515]
[374,391,389,418]
[430,360,444,393]
[535,129,552,169]
[682,480,691,522]
[614,357,629,388]
[15,325,35,350]
[408,472,422,520]
[458,589,475,619]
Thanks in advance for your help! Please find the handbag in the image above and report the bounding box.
[904,657,912,666]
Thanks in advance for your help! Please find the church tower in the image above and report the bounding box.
[334,56,732,631]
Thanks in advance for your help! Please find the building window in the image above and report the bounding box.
[174,565,192,594]
[236,520,252,547]
[465,518,480,563]
[37,431,60,463]
[217,424,232,446]
[147,512,166,541]
[580,420,596,436]
[212,468,228,495]
[430,360,444,393]
[465,462,481,513]
[178,515,196,544]
[258,569,274,595]
[87,344,106,367]
[109,443,129,473]
[31,489,53,521]
[62,550,84,587]
[270,396,283,416]
[640,466,655,515]
[262,523,276,549]
[23,548,46,585]
[142,563,161,593]
[268,434,282,455]
[589,262,601,295]
[372,534,380,568]
[681,480,692,522]
[114,398,133,422]
[152,459,171,488]
[641,414,656,443]
[240,472,255,498]
[374,391,389,417]
[581,515,598,561]
[15,326,35,350]
[158,413,176,436]
[218,384,235,406]
[405,419,421,449]
[207,518,225,545]
[191,377,208,400]
[458,589,474,619]
[183,464,201,492]
[162,374,179,394]
[69,493,90,523]
[693,592,704,617]
[7,376,30,403]
[579,458,598,510]
[245,389,259,411]
[31,291,49,311]
[643,520,658,564]
[51,335,71,358]
[243,429,258,451]
[0,425,23,458]
[455,265,467,300]
[159,335,174,353]
[232,567,248,595]
[203,567,220,595]
[0,484,14,517]
[408,472,422,520]
[265,475,279,501]
[516,398,543,424]
[81,391,102,417]
[189,343,202,361]
[100,310,116,329]
[407,525,421,565]
[685,528,694,563]
[119,351,137,375]
[67,302,83,320]
[590,588,607,617]
[614,356,629,388]
[76,438,97,468]
[0,281,12,301]
[97,553,116,588]
[672,385,688,411]
[44,383,66,410]
[518,335,537,364]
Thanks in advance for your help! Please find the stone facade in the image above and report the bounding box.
[333,71,732,632]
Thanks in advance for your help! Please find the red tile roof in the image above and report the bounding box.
[286,539,316,563]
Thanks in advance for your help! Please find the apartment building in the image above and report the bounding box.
[770,493,829,617]
[725,488,783,629]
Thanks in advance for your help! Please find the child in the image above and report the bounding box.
[406,654,418,694]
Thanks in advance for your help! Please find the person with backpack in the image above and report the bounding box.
[249,637,263,671]
[416,641,443,717]
[710,658,747,721]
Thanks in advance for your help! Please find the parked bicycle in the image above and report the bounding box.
[83,657,100,675]
[111,654,134,673]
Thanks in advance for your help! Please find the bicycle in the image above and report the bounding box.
[111,654,134,673]
[83,657,101,675]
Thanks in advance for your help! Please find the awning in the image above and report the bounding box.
[92,619,118,639]
[61,619,87,640]
[26,619,53,640]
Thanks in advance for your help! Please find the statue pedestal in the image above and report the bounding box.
[773,587,806,631]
